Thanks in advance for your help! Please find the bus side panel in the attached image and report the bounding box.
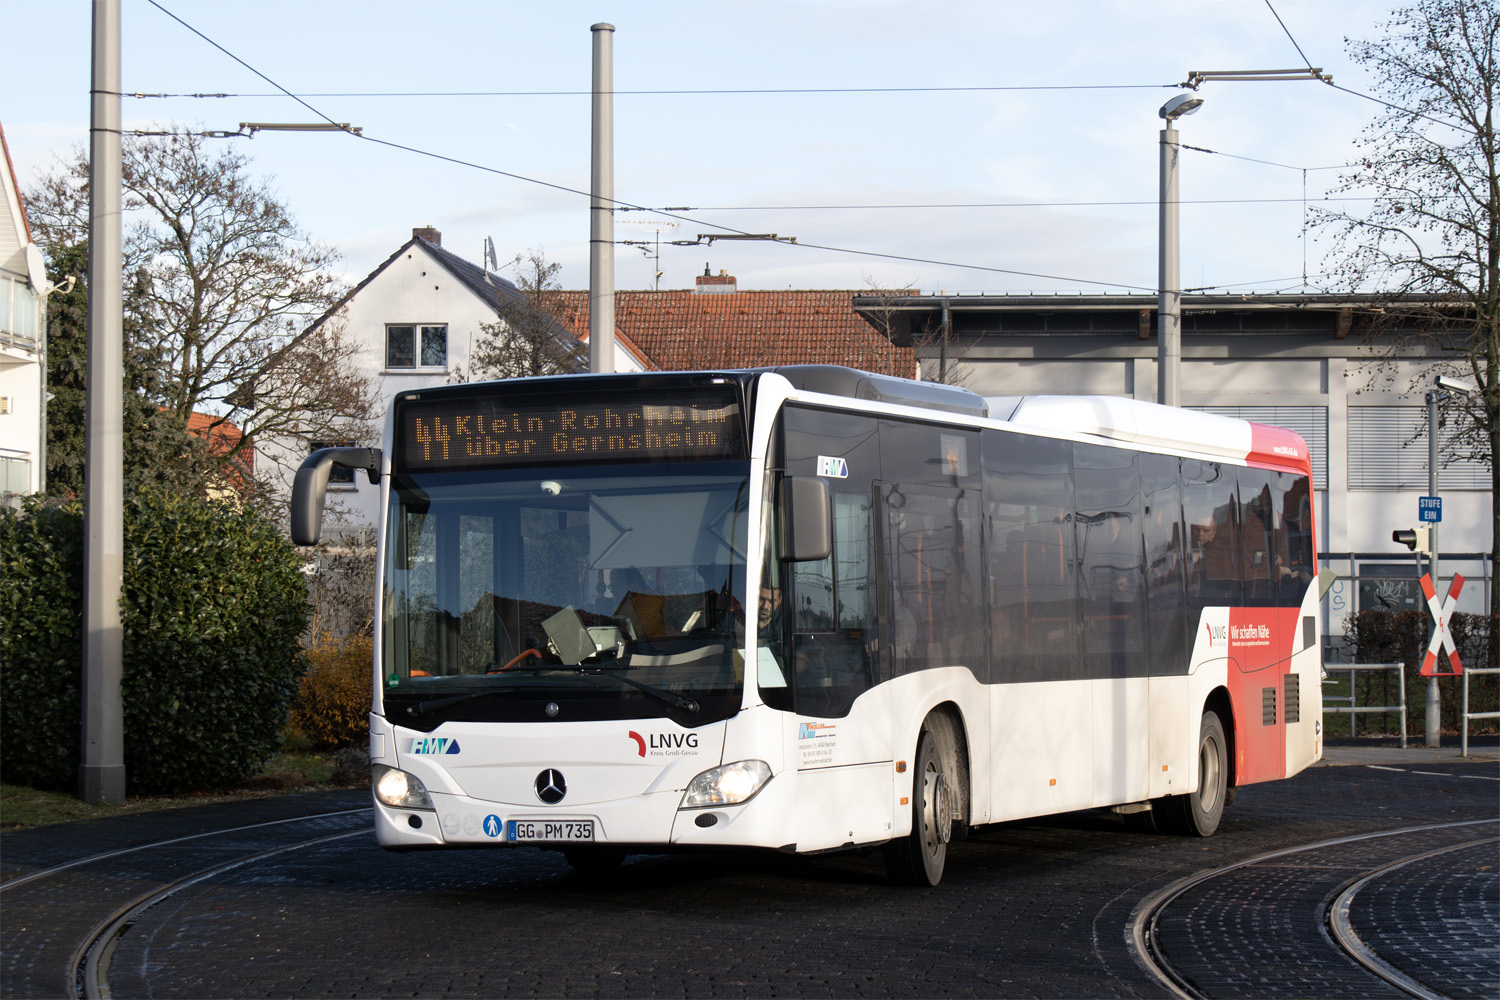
[1147,673,1194,799]
[792,682,894,851]
[988,679,1093,822]
[1090,676,1150,808]
[1226,606,1303,784]
[794,764,893,852]
[1285,583,1325,777]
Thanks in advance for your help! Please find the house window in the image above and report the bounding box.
[386,325,447,369]
[311,441,356,485]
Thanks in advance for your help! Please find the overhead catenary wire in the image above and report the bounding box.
[117,82,1182,99]
[140,0,1395,297]
[1262,0,1317,71]
[140,0,1164,293]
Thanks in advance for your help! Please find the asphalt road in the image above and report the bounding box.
[2,742,1495,999]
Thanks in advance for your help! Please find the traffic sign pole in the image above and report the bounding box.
[1425,389,1440,747]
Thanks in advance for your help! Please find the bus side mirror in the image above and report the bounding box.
[1317,567,1338,601]
[779,475,832,562]
[290,447,382,546]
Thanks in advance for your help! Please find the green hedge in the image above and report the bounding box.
[1341,608,1499,736]
[0,491,309,794]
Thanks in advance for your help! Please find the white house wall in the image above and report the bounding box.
[0,141,42,498]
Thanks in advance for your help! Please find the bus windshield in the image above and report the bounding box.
[381,461,751,728]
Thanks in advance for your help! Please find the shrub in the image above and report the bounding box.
[288,634,373,750]
[0,490,309,794]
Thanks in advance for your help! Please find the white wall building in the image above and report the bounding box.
[0,125,47,503]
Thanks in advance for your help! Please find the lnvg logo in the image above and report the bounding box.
[629,730,699,758]
[406,737,461,755]
[1204,624,1226,648]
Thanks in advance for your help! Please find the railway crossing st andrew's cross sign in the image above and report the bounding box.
[1418,572,1464,677]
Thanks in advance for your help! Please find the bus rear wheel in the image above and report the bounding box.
[1164,711,1227,837]
[885,728,951,886]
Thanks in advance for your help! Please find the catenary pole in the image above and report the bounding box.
[1157,120,1182,408]
[81,0,126,804]
[1426,388,1440,747]
[589,23,615,373]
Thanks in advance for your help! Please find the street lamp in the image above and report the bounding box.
[1423,373,1478,746]
[1157,94,1203,409]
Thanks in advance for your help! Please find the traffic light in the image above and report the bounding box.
[1392,527,1430,554]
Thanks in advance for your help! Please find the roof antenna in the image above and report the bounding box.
[484,237,499,272]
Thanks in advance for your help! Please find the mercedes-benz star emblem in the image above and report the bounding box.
[535,769,566,804]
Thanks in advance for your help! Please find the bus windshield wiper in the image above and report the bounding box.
[404,689,511,717]
[584,666,699,713]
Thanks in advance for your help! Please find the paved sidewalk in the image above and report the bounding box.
[1319,735,1500,766]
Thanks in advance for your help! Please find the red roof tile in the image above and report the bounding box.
[553,288,914,376]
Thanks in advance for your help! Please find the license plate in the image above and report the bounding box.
[507,819,595,842]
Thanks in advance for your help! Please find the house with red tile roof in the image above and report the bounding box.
[557,267,915,376]
[186,411,254,499]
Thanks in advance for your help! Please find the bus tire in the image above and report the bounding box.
[1166,711,1227,837]
[884,728,951,886]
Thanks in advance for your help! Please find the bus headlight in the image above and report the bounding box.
[373,764,434,809]
[682,760,772,808]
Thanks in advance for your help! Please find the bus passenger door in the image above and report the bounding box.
[788,484,893,852]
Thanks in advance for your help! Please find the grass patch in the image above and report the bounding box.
[0,751,359,832]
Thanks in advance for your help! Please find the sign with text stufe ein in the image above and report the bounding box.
[394,389,746,471]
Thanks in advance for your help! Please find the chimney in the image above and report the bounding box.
[412,226,441,247]
[694,264,736,294]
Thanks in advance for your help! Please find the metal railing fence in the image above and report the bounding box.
[1462,666,1499,758]
[1322,662,1407,749]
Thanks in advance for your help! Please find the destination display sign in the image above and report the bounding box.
[394,388,746,471]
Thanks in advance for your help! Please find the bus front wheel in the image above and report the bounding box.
[885,728,951,886]
[1165,711,1227,837]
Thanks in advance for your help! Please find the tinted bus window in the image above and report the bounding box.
[1238,468,1276,607]
[779,406,882,717]
[880,420,983,678]
[982,431,1078,683]
[1279,474,1315,604]
[1183,460,1240,617]
[1074,443,1147,679]
[1142,454,1188,674]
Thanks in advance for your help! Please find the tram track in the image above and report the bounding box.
[71,827,368,999]
[0,808,368,892]
[1130,819,1498,1000]
[0,806,371,999]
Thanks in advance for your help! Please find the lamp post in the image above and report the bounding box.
[1424,374,1478,746]
[1157,94,1203,409]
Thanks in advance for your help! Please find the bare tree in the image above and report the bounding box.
[859,277,970,385]
[469,249,586,380]
[853,277,919,379]
[26,129,374,500]
[1315,0,1498,614]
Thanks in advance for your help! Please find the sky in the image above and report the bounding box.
[2,0,1400,298]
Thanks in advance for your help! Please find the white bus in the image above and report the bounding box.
[291,365,1324,885]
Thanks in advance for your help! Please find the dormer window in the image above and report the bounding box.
[387,324,447,369]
